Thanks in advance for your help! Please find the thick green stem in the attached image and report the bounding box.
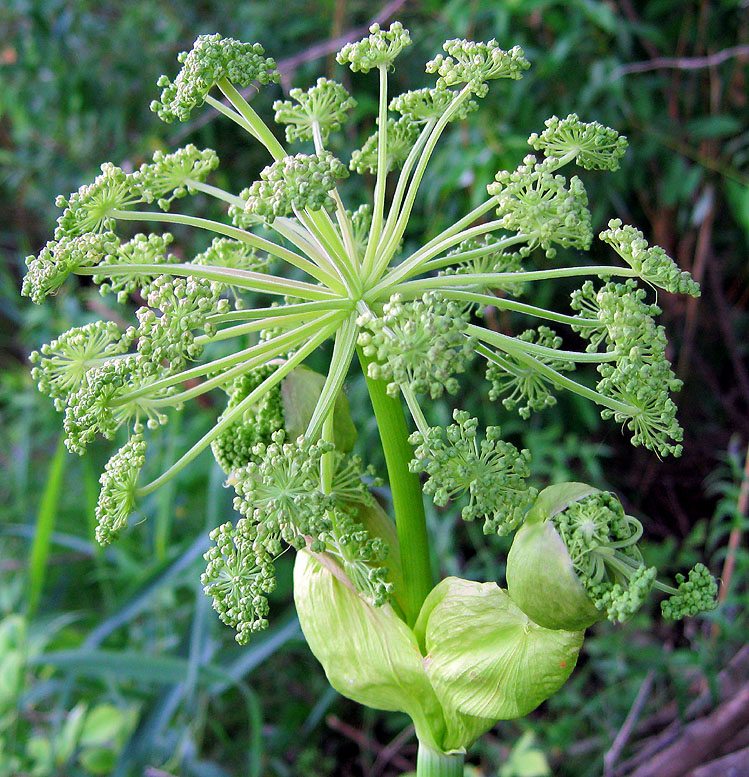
[357,347,432,627]
[416,744,465,777]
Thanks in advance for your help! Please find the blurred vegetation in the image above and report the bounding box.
[1,1,747,775]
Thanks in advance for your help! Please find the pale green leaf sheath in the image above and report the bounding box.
[23,23,713,773]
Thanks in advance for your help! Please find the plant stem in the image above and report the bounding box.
[416,744,465,777]
[357,347,432,627]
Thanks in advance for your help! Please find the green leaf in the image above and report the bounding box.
[725,180,749,241]
[29,649,229,686]
[499,731,551,777]
[79,704,125,747]
[686,115,743,140]
[79,746,116,775]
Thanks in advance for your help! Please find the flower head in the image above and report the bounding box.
[245,152,348,223]
[409,410,536,535]
[488,157,592,257]
[426,39,530,97]
[95,433,147,545]
[357,293,475,398]
[30,321,127,409]
[54,164,139,239]
[336,22,411,73]
[528,114,628,171]
[152,34,279,122]
[350,117,420,174]
[132,144,219,210]
[273,78,356,143]
[202,520,277,644]
[600,219,700,296]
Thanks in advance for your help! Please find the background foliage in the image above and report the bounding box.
[1,1,747,775]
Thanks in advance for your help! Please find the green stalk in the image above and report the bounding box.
[392,265,640,297]
[474,341,636,417]
[205,94,259,138]
[108,209,339,288]
[357,347,432,627]
[218,78,286,160]
[362,65,391,278]
[79,259,336,300]
[416,744,465,777]
[471,325,617,364]
[137,321,338,497]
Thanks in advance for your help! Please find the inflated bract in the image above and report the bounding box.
[506,482,604,630]
[295,554,584,754]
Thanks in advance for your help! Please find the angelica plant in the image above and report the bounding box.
[24,22,717,775]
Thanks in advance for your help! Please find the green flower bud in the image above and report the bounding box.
[507,483,717,628]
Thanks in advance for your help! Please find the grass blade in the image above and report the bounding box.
[27,435,67,617]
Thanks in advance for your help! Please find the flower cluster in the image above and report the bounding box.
[409,410,536,535]
[24,22,712,685]
[273,78,356,143]
[132,145,219,210]
[95,433,147,545]
[426,39,530,97]
[245,152,348,223]
[600,219,701,296]
[151,34,279,122]
[528,114,628,171]
[202,520,277,644]
[486,326,574,418]
[350,117,420,174]
[336,22,411,72]
[488,156,592,257]
[357,293,475,398]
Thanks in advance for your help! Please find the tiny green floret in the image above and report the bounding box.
[151,34,280,122]
[232,431,334,555]
[132,144,219,210]
[486,327,574,418]
[661,563,718,619]
[409,409,536,535]
[273,78,356,143]
[600,219,701,296]
[426,39,530,97]
[439,236,525,297]
[54,164,139,239]
[357,293,475,398]
[94,232,177,302]
[551,491,717,622]
[95,433,147,545]
[389,87,478,123]
[336,22,412,73]
[488,156,592,257]
[211,366,285,475]
[30,321,126,409]
[135,275,229,373]
[22,231,119,304]
[528,114,628,171]
[63,357,170,454]
[202,519,277,644]
[350,117,420,174]
[245,151,348,224]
